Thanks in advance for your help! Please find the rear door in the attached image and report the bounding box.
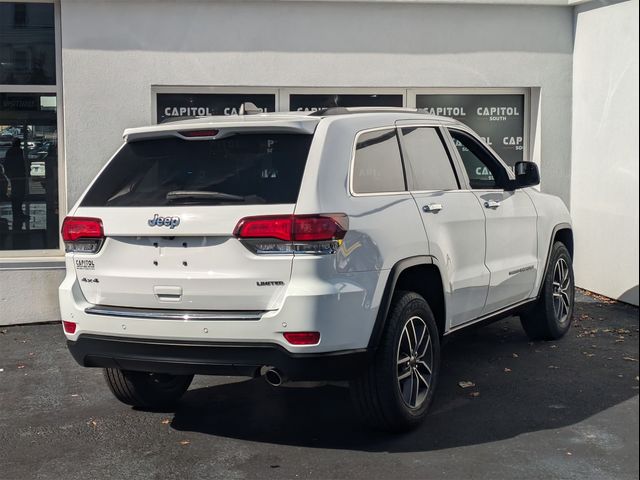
[447,128,538,314]
[397,123,490,328]
[71,130,313,311]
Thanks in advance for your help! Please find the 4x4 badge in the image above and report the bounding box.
[148,214,180,229]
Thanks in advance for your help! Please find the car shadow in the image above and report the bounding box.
[169,298,639,452]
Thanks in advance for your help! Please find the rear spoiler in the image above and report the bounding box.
[123,119,319,142]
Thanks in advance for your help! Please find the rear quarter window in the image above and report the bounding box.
[81,133,312,207]
[352,128,406,194]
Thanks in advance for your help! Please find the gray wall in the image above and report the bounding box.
[571,0,639,305]
[0,269,64,325]
[60,0,574,207]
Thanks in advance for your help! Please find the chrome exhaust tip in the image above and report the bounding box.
[263,367,284,387]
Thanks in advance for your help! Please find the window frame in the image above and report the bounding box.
[395,123,464,193]
[0,0,66,262]
[443,126,515,192]
[349,126,410,197]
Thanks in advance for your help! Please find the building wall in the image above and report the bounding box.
[0,268,64,325]
[1,0,576,324]
[59,0,574,207]
[570,0,639,305]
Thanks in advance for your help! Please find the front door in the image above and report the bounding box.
[447,128,538,314]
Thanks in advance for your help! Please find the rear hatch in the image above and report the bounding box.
[69,125,315,311]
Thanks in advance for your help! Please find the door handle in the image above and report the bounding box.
[484,200,501,209]
[422,203,443,213]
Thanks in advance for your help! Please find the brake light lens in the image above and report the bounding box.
[179,129,219,138]
[61,217,104,253]
[283,331,320,345]
[234,214,348,255]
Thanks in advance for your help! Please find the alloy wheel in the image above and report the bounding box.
[552,257,572,324]
[397,315,434,409]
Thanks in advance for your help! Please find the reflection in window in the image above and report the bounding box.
[0,93,59,250]
[0,3,56,85]
[353,129,405,194]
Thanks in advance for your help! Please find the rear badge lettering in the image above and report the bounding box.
[256,281,285,287]
[75,259,95,270]
[81,277,99,284]
[148,214,181,229]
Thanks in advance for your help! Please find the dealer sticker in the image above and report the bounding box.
[75,259,95,270]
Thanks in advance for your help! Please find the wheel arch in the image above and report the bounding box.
[536,223,574,298]
[368,256,446,350]
[554,226,574,259]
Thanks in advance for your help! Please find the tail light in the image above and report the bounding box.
[61,217,104,253]
[234,214,348,255]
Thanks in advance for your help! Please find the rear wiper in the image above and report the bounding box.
[166,190,245,202]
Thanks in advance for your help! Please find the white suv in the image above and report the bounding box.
[59,107,574,431]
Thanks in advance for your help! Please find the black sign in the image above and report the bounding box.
[416,94,525,166]
[156,93,276,123]
[290,94,403,112]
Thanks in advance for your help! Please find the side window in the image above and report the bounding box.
[401,127,459,191]
[352,128,406,194]
[449,129,508,190]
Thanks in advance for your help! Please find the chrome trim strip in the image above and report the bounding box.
[85,305,265,321]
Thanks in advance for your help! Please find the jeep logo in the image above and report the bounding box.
[148,214,180,229]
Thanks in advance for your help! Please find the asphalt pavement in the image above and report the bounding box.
[0,291,638,480]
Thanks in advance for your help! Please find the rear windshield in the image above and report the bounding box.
[81,133,313,207]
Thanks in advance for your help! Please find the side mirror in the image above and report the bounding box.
[514,161,540,188]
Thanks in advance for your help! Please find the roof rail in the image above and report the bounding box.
[309,107,421,117]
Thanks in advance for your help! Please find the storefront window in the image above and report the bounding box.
[0,2,56,85]
[0,92,58,251]
[156,93,276,123]
[1,2,59,254]
[290,93,403,112]
[416,94,526,167]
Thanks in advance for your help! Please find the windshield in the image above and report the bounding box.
[81,133,313,207]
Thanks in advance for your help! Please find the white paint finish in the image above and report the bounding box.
[0,269,64,325]
[59,111,572,351]
[59,0,574,206]
[525,188,572,295]
[474,189,539,313]
[69,208,297,311]
[412,190,490,327]
[570,0,639,305]
[59,257,384,353]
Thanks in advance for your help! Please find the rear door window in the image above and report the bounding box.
[81,133,312,207]
[400,127,459,191]
[352,128,406,194]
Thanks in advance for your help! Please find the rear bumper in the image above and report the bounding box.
[59,263,385,353]
[67,334,370,381]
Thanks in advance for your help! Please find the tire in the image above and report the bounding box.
[520,241,575,341]
[350,291,440,431]
[103,368,193,409]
